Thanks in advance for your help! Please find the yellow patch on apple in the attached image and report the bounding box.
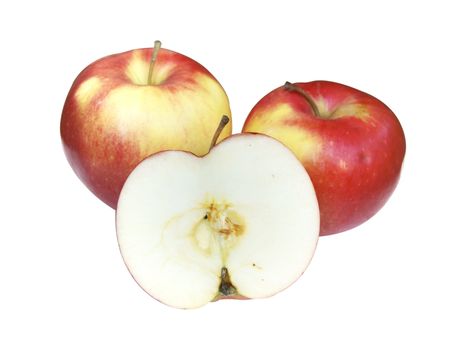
[245,104,322,164]
[314,98,371,122]
[331,103,371,121]
[99,73,231,158]
[75,76,102,110]
[314,97,331,118]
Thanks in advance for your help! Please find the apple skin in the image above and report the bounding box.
[243,81,405,235]
[61,47,231,208]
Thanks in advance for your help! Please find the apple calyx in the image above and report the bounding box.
[218,267,237,296]
[284,81,321,118]
[209,115,230,151]
[147,40,162,85]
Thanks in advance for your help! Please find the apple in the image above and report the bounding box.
[61,41,232,208]
[243,81,406,236]
[116,117,320,309]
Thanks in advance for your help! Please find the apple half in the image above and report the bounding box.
[116,133,319,309]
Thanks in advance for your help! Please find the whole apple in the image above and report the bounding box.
[61,41,231,208]
[243,81,405,235]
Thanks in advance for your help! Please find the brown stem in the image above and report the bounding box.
[284,81,321,117]
[209,115,230,151]
[147,40,162,85]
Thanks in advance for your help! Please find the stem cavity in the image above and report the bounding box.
[284,81,321,117]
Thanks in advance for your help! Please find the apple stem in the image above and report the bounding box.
[284,81,321,117]
[209,115,230,151]
[147,40,162,85]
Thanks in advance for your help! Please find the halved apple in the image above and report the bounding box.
[116,131,319,309]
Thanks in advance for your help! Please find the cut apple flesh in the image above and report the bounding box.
[116,134,319,308]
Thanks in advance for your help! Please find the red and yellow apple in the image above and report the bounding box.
[243,81,406,235]
[61,41,231,208]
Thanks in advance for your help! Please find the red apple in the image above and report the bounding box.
[243,81,406,235]
[61,41,231,208]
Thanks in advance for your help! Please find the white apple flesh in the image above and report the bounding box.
[116,134,320,309]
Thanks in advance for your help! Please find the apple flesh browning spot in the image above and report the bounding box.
[116,134,320,309]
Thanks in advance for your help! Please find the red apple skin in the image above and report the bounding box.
[61,47,231,208]
[243,81,405,235]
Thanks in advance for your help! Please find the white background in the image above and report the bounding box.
[1,0,454,349]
